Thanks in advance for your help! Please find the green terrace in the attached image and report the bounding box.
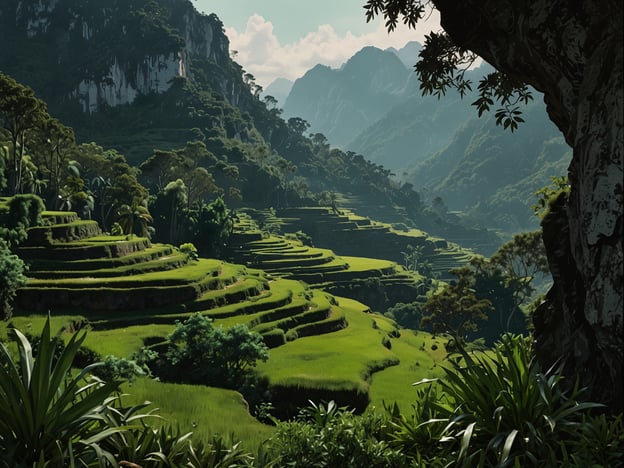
[6,201,451,445]
[226,228,424,305]
[246,206,475,279]
[13,209,371,350]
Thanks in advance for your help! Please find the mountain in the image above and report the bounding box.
[263,77,293,108]
[0,0,503,253]
[0,0,246,116]
[386,41,422,68]
[406,100,571,233]
[282,44,570,235]
[346,81,474,171]
[283,46,416,147]
[282,44,489,171]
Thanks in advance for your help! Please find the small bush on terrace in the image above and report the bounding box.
[162,313,269,388]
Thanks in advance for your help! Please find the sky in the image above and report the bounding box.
[194,0,441,88]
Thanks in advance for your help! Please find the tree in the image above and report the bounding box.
[490,230,550,307]
[0,193,44,248]
[165,313,269,387]
[116,201,153,237]
[287,117,311,136]
[73,145,149,231]
[29,117,76,208]
[401,244,424,272]
[190,197,235,258]
[365,0,623,411]
[0,73,47,195]
[421,273,493,343]
[155,178,187,244]
[0,239,27,319]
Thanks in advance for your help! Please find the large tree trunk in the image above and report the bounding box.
[433,0,623,411]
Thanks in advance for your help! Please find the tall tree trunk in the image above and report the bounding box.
[433,0,623,411]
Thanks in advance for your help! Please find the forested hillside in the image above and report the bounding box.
[406,100,571,233]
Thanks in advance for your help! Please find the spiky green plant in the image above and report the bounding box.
[427,334,604,466]
[0,318,121,466]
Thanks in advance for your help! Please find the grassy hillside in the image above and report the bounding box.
[4,201,452,449]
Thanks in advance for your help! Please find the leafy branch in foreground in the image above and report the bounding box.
[364,1,533,131]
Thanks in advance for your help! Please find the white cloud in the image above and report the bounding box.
[226,12,441,88]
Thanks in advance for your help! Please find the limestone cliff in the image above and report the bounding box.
[2,0,238,112]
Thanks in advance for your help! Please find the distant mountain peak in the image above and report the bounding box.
[388,41,422,68]
[342,45,407,75]
[283,45,414,147]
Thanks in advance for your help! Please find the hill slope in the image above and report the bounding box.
[406,100,571,233]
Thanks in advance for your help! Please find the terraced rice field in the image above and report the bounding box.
[12,208,427,405]
[6,204,451,445]
[242,206,475,280]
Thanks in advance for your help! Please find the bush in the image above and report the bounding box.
[0,239,27,319]
[385,300,423,330]
[164,312,269,388]
[179,242,199,260]
[93,355,150,383]
[387,334,623,466]
[262,328,286,348]
[382,335,392,349]
[264,401,405,467]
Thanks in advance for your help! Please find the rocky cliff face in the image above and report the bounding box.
[70,53,185,113]
[3,0,235,112]
[431,0,623,411]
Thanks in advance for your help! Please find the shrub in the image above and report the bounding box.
[0,239,27,319]
[264,401,405,467]
[382,335,392,350]
[262,328,286,348]
[179,242,199,260]
[94,355,150,383]
[387,334,622,466]
[165,313,269,387]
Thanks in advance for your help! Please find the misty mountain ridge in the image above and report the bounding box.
[281,45,570,235]
[263,77,293,108]
[283,45,420,147]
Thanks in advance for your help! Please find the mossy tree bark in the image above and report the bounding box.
[432,0,623,411]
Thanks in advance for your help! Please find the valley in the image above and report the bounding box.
[0,0,620,465]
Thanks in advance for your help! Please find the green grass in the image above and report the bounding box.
[26,258,226,286]
[120,378,274,451]
[256,297,398,393]
[338,256,396,272]
[84,323,173,357]
[0,315,87,342]
[368,329,447,411]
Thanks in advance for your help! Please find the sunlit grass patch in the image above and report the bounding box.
[257,297,398,392]
[0,314,87,341]
[84,323,173,357]
[121,378,274,451]
[26,257,226,286]
[368,330,447,410]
